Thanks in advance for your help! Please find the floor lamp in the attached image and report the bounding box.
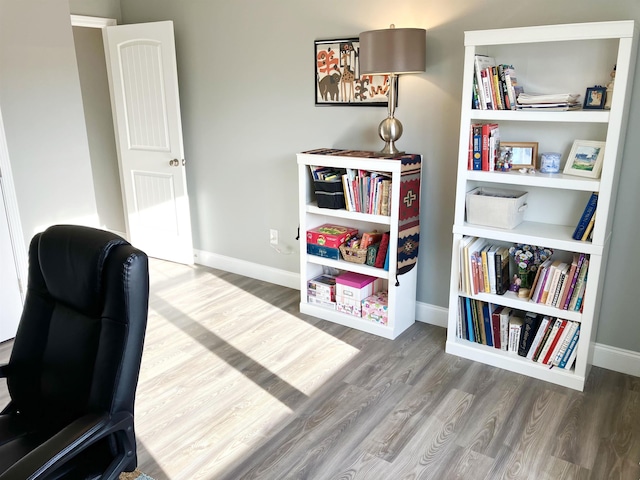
[359,25,426,156]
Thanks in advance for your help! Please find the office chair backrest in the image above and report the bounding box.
[6,225,149,431]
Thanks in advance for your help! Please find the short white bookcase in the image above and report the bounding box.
[297,150,420,339]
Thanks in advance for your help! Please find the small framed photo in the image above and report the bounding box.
[583,86,607,109]
[499,142,539,170]
[563,140,606,178]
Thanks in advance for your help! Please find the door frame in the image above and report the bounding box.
[70,15,116,29]
[0,106,27,302]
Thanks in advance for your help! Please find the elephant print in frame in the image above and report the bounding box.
[314,38,392,106]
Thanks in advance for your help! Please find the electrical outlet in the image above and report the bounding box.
[269,229,278,245]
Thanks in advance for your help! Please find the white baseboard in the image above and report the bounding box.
[189,251,640,378]
[592,343,640,377]
[415,300,448,328]
[193,249,299,290]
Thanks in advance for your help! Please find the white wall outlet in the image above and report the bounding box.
[269,229,278,245]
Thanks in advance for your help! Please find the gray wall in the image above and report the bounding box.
[115,0,640,353]
[0,0,98,247]
[59,0,640,354]
[72,26,125,234]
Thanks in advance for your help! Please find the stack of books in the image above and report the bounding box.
[516,93,581,111]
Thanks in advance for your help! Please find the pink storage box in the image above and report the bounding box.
[362,291,389,325]
[335,272,381,317]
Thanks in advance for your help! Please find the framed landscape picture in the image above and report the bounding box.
[314,38,393,107]
[563,140,606,178]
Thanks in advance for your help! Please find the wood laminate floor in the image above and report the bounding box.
[1,258,639,479]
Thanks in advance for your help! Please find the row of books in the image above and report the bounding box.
[308,166,392,215]
[527,253,590,312]
[457,298,580,370]
[342,168,392,215]
[468,123,500,171]
[473,55,521,110]
[459,237,510,296]
[572,192,598,241]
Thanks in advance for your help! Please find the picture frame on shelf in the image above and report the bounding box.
[499,142,538,169]
[583,86,607,109]
[314,38,393,107]
[563,140,606,178]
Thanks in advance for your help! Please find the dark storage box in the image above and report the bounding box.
[314,180,346,209]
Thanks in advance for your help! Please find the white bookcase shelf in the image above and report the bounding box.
[297,150,421,339]
[446,20,638,391]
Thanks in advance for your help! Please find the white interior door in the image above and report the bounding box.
[103,21,193,265]
[0,182,22,343]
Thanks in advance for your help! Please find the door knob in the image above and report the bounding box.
[169,159,179,166]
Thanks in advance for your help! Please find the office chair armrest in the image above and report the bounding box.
[0,411,134,480]
[0,364,8,378]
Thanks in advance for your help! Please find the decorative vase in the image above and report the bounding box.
[517,266,532,290]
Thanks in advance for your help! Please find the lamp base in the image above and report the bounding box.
[377,116,404,157]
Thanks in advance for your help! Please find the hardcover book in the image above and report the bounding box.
[518,312,541,357]
[572,192,598,240]
[494,246,510,295]
[508,316,523,353]
[474,55,496,110]
[526,316,551,360]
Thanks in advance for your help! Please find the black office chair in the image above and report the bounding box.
[0,225,149,480]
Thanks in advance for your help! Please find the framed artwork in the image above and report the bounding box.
[314,38,393,106]
[583,86,607,109]
[499,142,539,170]
[563,140,606,178]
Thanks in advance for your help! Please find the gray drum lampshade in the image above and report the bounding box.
[359,27,426,75]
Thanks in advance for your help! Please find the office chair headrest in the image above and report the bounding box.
[37,225,129,316]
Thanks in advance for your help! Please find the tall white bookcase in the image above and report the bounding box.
[446,21,638,391]
[297,150,420,340]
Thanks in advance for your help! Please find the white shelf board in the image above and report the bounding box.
[300,302,395,339]
[306,203,392,225]
[453,221,604,254]
[465,170,601,192]
[458,290,582,322]
[468,109,609,123]
[465,20,635,46]
[305,254,390,280]
[445,339,585,391]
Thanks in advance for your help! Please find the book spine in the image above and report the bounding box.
[481,248,491,293]
[559,325,580,369]
[481,124,490,171]
[472,125,482,170]
[536,319,561,363]
[526,316,550,360]
[569,259,589,311]
[518,312,539,357]
[491,306,502,349]
[552,321,578,366]
[499,308,511,351]
[542,320,567,365]
[465,297,475,343]
[494,250,505,295]
[481,68,493,110]
[508,322,522,353]
[563,253,585,310]
[482,302,493,347]
[572,193,598,240]
[533,318,556,362]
